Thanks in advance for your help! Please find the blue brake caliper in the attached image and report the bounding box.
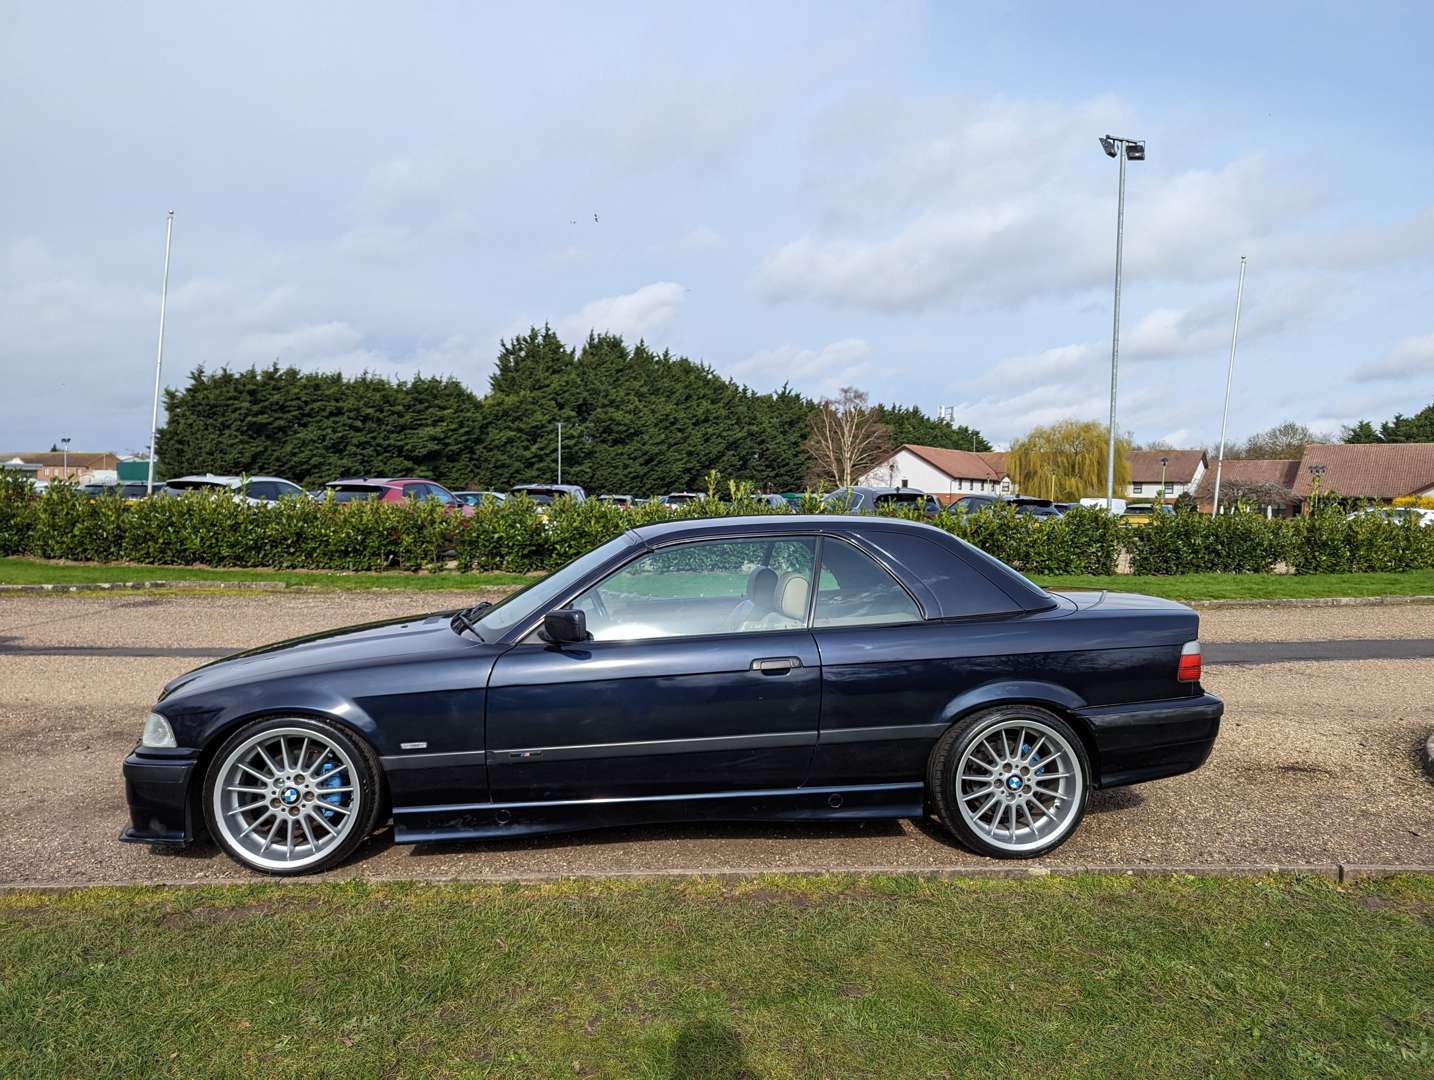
[318,761,343,818]
[1022,743,1045,777]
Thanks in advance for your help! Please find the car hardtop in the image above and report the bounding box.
[623,514,1055,617]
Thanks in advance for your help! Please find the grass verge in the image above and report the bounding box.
[1033,569,1434,601]
[2,873,1430,1077]
[6,557,1434,602]
[0,557,531,592]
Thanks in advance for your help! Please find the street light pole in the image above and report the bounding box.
[557,422,563,485]
[1211,256,1247,516]
[1160,455,1169,505]
[147,211,175,496]
[1099,136,1144,511]
[61,437,71,481]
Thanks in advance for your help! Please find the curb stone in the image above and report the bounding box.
[3,864,1432,893]
[0,580,288,594]
[1188,594,1434,610]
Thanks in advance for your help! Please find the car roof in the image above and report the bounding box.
[625,514,1052,615]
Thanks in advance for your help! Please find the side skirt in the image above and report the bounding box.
[392,782,926,844]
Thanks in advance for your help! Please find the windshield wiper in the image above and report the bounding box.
[449,600,492,639]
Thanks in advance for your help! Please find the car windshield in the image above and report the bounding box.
[473,533,638,639]
[326,485,383,503]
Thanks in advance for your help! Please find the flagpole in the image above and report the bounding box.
[1211,255,1246,515]
[147,210,174,495]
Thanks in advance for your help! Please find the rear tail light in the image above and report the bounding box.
[1177,640,1201,683]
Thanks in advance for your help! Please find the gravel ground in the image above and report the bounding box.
[1,592,1430,884]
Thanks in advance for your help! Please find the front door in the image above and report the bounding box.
[486,536,821,802]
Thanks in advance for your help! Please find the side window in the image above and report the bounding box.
[813,538,923,628]
[570,537,816,642]
[275,481,303,498]
[245,481,277,500]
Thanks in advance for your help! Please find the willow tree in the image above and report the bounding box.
[1007,419,1131,501]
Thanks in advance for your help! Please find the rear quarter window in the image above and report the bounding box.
[861,530,1025,618]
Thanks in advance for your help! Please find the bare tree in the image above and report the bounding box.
[806,387,892,489]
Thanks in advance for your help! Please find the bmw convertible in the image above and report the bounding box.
[121,515,1222,875]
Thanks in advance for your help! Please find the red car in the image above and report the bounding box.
[323,477,475,516]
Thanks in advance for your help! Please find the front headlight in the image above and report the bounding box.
[141,712,177,748]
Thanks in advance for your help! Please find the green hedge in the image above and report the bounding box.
[4,478,1431,578]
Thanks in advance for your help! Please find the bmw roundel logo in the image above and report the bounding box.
[1006,775,1023,791]
[281,786,300,805]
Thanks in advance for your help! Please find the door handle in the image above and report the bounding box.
[751,656,802,674]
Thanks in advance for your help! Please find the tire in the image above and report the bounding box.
[927,705,1091,859]
[202,715,382,876]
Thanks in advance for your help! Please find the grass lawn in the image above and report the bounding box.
[1032,568,1434,601]
[0,557,531,592]
[6,556,1434,602]
[2,874,1430,1077]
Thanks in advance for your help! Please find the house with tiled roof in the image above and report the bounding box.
[1125,449,1207,503]
[1290,443,1434,502]
[858,444,1015,500]
[1193,459,1301,515]
[0,451,119,483]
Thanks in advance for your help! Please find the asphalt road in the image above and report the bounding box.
[1,592,1430,884]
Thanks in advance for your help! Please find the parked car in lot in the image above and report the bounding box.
[598,494,635,508]
[1121,503,1174,525]
[823,486,940,517]
[511,483,587,504]
[454,490,507,508]
[121,514,1221,874]
[950,493,1001,514]
[755,493,791,511]
[1014,501,1064,520]
[323,477,474,516]
[162,474,307,505]
[659,491,704,506]
[1347,506,1434,526]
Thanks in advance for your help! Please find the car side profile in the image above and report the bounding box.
[163,474,308,505]
[121,515,1222,875]
[324,477,475,516]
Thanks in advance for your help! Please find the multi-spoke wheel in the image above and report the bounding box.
[202,717,381,875]
[927,706,1090,859]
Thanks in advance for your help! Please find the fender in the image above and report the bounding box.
[937,679,1088,725]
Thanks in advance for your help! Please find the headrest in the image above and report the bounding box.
[775,571,809,621]
[746,565,779,608]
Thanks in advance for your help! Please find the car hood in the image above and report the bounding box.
[159,611,490,700]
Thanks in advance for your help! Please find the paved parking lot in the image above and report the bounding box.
[1,591,1430,884]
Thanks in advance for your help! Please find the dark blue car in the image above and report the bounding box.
[122,515,1221,875]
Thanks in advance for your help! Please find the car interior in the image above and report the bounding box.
[568,536,922,642]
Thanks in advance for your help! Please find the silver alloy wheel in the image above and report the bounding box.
[211,725,361,872]
[954,718,1084,854]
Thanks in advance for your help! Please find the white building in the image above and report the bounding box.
[858,444,1014,501]
[1126,450,1207,502]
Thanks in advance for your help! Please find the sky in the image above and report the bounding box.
[3,1,1433,455]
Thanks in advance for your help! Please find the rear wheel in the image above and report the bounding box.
[202,716,381,875]
[927,705,1090,859]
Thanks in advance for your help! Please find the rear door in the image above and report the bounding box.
[486,535,822,802]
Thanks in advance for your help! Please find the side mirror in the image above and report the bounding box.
[539,608,589,645]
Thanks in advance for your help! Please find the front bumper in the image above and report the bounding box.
[119,747,199,845]
[1078,691,1223,788]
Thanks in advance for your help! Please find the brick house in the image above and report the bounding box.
[1194,459,1301,515]
[1290,443,1434,504]
[0,451,120,483]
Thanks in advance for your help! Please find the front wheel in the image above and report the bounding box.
[202,716,381,875]
[927,706,1090,859]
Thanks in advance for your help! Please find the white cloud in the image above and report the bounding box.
[732,338,873,394]
[1352,332,1434,381]
[555,282,687,343]
[757,94,1426,315]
